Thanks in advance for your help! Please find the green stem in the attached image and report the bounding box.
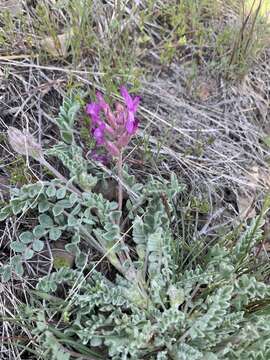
[117,151,123,215]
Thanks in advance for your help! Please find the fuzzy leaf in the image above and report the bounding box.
[49,228,62,241]
[67,215,78,227]
[0,205,12,221]
[38,200,50,213]
[53,205,64,217]
[56,187,67,199]
[10,241,26,253]
[39,214,54,228]
[33,239,45,252]
[33,225,47,238]
[24,248,34,260]
[46,185,56,197]
[20,231,34,244]
[11,255,24,276]
[1,265,12,282]
[11,200,26,215]
[65,243,80,255]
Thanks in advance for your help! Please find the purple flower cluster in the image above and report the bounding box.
[86,86,140,158]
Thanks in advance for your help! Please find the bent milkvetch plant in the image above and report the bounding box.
[86,86,140,214]
[86,86,141,273]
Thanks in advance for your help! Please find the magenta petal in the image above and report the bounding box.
[93,125,105,145]
[125,111,136,133]
[96,92,109,111]
[96,91,104,102]
[126,119,134,134]
[86,103,100,116]
[133,96,141,111]
[120,86,133,108]
[126,117,139,135]
[86,103,102,124]
[120,86,140,114]
[128,111,135,123]
[131,118,139,134]
[93,128,103,140]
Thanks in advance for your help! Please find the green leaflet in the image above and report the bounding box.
[55,91,81,144]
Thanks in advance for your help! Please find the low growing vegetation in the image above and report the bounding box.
[1,1,270,359]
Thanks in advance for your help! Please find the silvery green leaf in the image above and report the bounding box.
[69,192,78,205]
[46,185,56,197]
[126,200,133,210]
[71,233,80,244]
[70,204,81,216]
[28,183,43,198]
[33,239,44,252]
[167,285,185,308]
[11,255,24,276]
[38,214,54,228]
[57,199,73,208]
[54,214,66,226]
[2,265,12,282]
[33,225,47,238]
[24,248,34,260]
[82,218,95,225]
[0,206,12,221]
[136,244,146,260]
[19,231,34,244]
[10,241,27,253]
[61,131,73,144]
[49,228,62,241]
[90,337,102,347]
[75,252,87,268]
[65,243,80,255]
[38,200,50,213]
[11,200,25,215]
[53,205,64,217]
[37,278,57,293]
[56,187,66,199]
[133,216,146,244]
[109,211,122,224]
[67,215,78,227]
[103,228,119,242]
[147,230,163,252]
[56,91,81,144]
[29,199,38,209]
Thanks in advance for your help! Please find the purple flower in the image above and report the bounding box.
[96,92,109,112]
[86,85,140,158]
[86,103,101,123]
[120,86,140,134]
[92,122,105,145]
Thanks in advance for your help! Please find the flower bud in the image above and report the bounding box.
[105,141,120,157]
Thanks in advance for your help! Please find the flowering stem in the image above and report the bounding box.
[117,151,123,216]
[117,150,127,265]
